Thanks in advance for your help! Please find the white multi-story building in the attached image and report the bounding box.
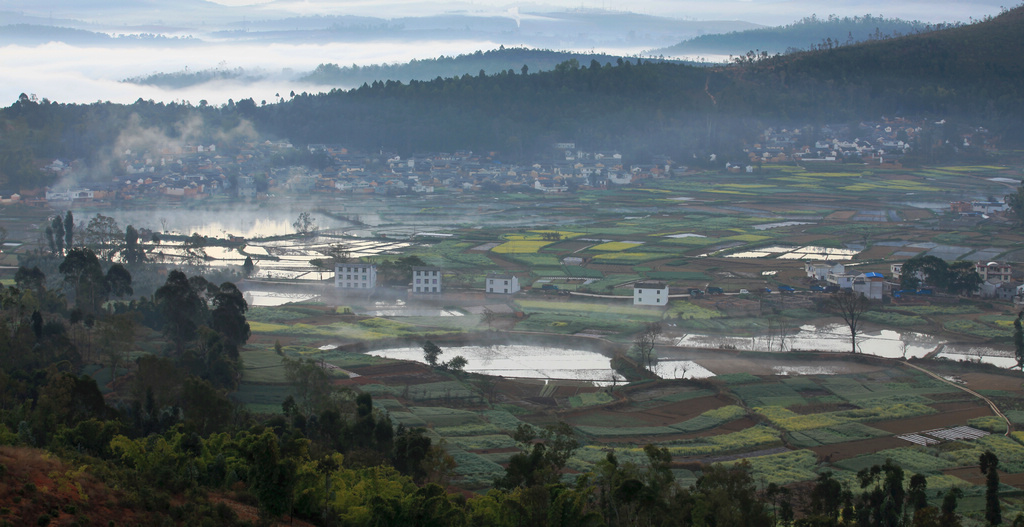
[976,261,1012,283]
[486,274,519,294]
[412,266,442,293]
[633,281,669,306]
[335,263,376,289]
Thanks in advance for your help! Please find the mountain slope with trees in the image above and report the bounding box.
[653,14,934,57]
[298,47,692,88]
[2,5,1024,187]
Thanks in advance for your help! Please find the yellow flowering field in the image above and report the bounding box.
[491,240,551,253]
[590,241,643,251]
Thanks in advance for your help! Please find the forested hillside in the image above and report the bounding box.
[654,15,933,56]
[743,5,1024,127]
[2,5,1024,188]
[298,48,691,88]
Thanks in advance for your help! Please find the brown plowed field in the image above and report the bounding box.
[960,372,1024,392]
[809,436,908,462]
[561,394,732,428]
[943,467,1024,488]
[870,402,993,435]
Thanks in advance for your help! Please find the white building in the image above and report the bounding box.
[827,272,856,290]
[335,263,376,289]
[976,261,1012,283]
[805,262,845,281]
[486,273,519,294]
[45,188,94,202]
[412,266,442,294]
[851,272,885,300]
[633,281,669,306]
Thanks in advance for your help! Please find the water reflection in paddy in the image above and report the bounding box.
[674,324,1013,367]
[368,345,626,384]
[652,360,715,380]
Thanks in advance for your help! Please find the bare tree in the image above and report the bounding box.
[826,290,870,354]
[634,322,663,372]
[767,315,794,352]
[481,307,496,329]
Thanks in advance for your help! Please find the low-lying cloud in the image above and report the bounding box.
[0,39,504,106]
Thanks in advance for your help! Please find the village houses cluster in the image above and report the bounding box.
[16,115,993,208]
[22,118,1016,304]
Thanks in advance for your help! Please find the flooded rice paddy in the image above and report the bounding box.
[367,344,626,384]
[726,245,861,260]
[367,323,1014,385]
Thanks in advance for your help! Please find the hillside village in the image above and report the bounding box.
[7,110,1020,321]
[7,115,996,208]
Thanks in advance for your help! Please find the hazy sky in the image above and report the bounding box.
[203,0,1006,25]
[0,0,1007,106]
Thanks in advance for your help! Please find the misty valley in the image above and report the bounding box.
[4,3,1024,526]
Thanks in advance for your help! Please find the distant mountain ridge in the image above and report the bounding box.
[4,5,1024,171]
[653,14,934,57]
[298,48,693,88]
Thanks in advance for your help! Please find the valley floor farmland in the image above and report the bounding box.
[220,162,1024,522]
[13,160,1024,523]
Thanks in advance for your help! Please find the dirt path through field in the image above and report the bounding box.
[900,360,1012,435]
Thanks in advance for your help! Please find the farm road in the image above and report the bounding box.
[901,360,1012,435]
